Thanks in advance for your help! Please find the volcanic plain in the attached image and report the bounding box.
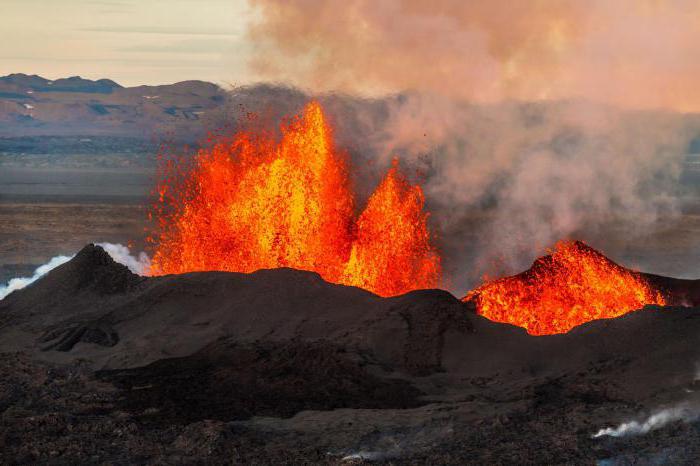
[1,244,700,464]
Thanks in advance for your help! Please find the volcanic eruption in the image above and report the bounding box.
[148,101,441,297]
[146,102,673,334]
[463,240,667,335]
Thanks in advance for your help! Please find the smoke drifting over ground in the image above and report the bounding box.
[593,404,700,438]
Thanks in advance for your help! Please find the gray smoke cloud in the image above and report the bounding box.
[374,95,694,289]
[247,0,700,112]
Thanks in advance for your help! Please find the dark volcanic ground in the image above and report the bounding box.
[1,245,700,464]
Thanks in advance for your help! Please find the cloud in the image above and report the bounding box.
[118,38,238,54]
[247,0,700,111]
[80,26,240,36]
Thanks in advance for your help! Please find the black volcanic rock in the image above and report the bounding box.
[0,243,141,308]
[98,339,425,425]
[40,322,120,352]
[0,245,469,374]
[54,243,142,294]
[2,244,700,463]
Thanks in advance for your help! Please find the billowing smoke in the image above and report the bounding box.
[593,404,700,438]
[247,0,700,112]
[372,96,693,286]
[0,243,149,300]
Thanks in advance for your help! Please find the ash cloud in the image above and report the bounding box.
[236,1,700,292]
[247,0,700,112]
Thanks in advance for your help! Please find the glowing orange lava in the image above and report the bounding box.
[463,240,666,335]
[342,160,441,297]
[148,101,441,297]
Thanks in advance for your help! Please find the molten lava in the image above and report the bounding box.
[463,241,666,335]
[148,103,663,332]
[148,101,441,297]
[342,161,440,297]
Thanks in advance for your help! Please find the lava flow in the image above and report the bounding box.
[148,101,441,297]
[463,241,667,335]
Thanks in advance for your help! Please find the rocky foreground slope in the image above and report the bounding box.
[1,245,700,464]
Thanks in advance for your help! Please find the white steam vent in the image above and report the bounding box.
[593,404,700,438]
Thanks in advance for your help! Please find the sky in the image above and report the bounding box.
[3,0,700,111]
[0,0,256,86]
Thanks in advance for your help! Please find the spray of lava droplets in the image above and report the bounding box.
[463,241,666,335]
[148,102,665,333]
[148,101,441,297]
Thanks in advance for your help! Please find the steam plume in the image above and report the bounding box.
[96,243,151,275]
[0,255,73,300]
[593,404,700,438]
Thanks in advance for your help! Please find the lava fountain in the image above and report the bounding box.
[463,241,667,335]
[148,102,667,332]
[148,101,441,297]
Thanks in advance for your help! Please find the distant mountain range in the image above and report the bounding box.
[4,73,700,196]
[0,74,228,140]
